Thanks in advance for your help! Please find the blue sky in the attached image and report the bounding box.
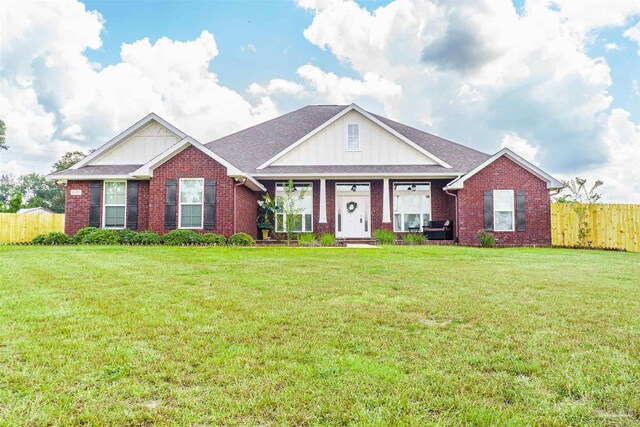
[1,0,639,201]
[83,0,638,121]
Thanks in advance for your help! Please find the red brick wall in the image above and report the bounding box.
[235,183,259,239]
[64,146,260,238]
[64,181,96,236]
[148,146,240,237]
[456,156,551,246]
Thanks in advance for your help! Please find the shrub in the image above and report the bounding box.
[297,233,317,246]
[163,229,202,245]
[477,229,496,247]
[32,234,47,245]
[228,232,255,246]
[73,226,99,243]
[402,233,427,245]
[32,232,72,245]
[374,229,396,244]
[201,233,226,245]
[118,229,138,244]
[319,233,336,246]
[80,228,120,245]
[132,231,163,245]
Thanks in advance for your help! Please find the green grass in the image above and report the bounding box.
[0,245,639,425]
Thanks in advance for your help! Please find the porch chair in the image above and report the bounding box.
[422,220,454,240]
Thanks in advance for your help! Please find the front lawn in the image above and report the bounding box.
[0,245,638,425]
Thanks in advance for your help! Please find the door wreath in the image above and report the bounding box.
[346,201,358,213]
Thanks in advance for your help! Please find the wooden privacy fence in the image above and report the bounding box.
[0,213,65,243]
[551,203,640,252]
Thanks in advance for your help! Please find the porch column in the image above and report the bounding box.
[319,178,327,223]
[382,178,391,223]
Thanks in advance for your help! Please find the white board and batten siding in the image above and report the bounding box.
[272,110,436,166]
[91,120,181,165]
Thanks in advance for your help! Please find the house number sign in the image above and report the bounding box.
[70,189,82,196]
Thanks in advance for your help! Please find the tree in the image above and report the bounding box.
[276,180,308,245]
[555,177,603,246]
[1,192,22,213]
[0,119,6,150]
[51,151,86,172]
[17,173,65,213]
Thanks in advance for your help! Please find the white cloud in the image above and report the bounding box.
[295,64,402,105]
[633,80,640,96]
[501,132,539,164]
[564,108,640,202]
[240,43,257,53]
[623,21,640,55]
[605,42,621,51]
[248,79,307,97]
[0,0,278,176]
[288,0,640,201]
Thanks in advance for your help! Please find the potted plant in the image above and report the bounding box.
[257,194,278,240]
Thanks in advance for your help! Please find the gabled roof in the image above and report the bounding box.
[444,148,564,190]
[48,164,142,179]
[71,113,186,170]
[206,105,491,175]
[256,104,452,169]
[131,136,265,192]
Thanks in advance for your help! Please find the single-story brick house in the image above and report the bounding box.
[48,104,563,245]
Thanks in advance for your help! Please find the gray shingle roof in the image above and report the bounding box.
[53,105,491,179]
[48,164,142,177]
[206,105,348,172]
[206,105,490,175]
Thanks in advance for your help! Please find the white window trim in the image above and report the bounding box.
[102,179,127,229]
[493,189,515,232]
[345,123,360,152]
[178,178,205,229]
[275,182,314,233]
[392,181,432,232]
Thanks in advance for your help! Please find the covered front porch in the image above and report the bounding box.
[259,178,458,241]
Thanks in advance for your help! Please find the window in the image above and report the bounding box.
[179,178,204,229]
[393,182,431,232]
[275,182,313,232]
[103,180,126,228]
[346,123,359,150]
[493,190,514,231]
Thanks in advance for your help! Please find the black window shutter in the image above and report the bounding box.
[89,181,101,227]
[126,181,139,230]
[483,190,493,230]
[516,190,525,232]
[204,179,217,230]
[165,179,177,230]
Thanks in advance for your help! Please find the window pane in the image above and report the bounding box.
[403,195,421,213]
[276,213,285,232]
[495,211,513,231]
[180,180,203,204]
[394,213,402,231]
[291,214,302,232]
[494,190,513,211]
[423,214,430,226]
[181,205,202,228]
[347,124,359,149]
[105,181,126,205]
[304,214,312,231]
[404,214,420,231]
[105,206,125,228]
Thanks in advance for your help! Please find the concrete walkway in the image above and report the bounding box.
[344,243,379,248]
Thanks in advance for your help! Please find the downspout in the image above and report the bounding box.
[444,188,459,243]
[232,178,246,235]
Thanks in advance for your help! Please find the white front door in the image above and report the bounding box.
[337,195,370,238]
